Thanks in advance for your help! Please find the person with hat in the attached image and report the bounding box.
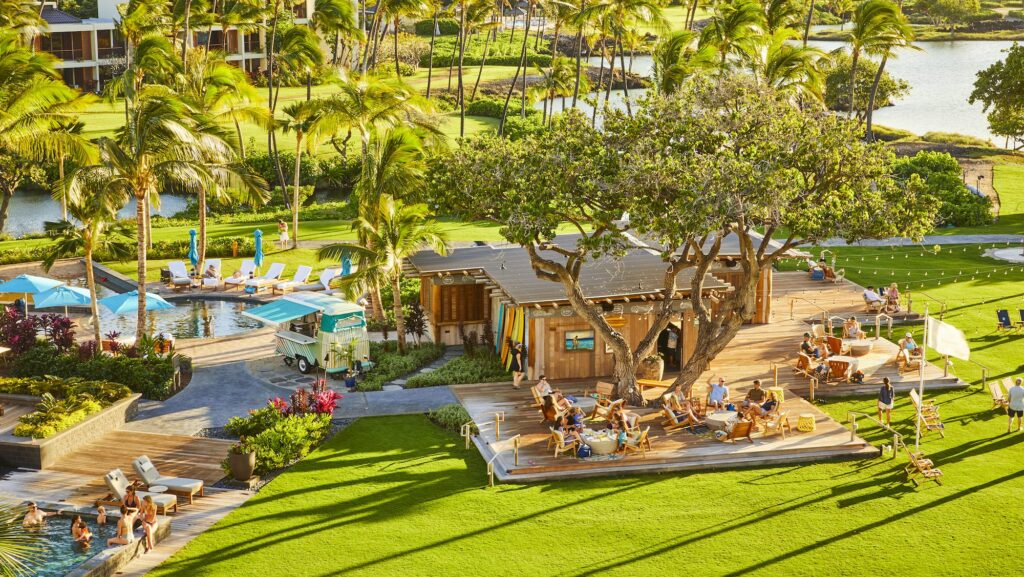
[899,333,921,358]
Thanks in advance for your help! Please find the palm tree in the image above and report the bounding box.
[584,0,666,115]
[421,0,447,98]
[44,180,134,346]
[0,500,41,577]
[312,0,362,66]
[281,98,336,249]
[318,195,448,354]
[864,7,915,140]
[528,57,579,124]
[51,119,86,221]
[651,29,716,95]
[763,0,803,33]
[0,0,44,37]
[698,0,764,74]
[846,0,904,121]
[499,0,537,134]
[465,0,500,104]
[744,28,828,104]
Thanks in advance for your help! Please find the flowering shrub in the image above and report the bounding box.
[0,306,40,354]
[37,314,75,352]
[223,393,336,475]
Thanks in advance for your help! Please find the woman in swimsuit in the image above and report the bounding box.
[107,505,137,547]
[140,496,159,552]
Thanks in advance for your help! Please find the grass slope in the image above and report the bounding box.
[149,394,1024,577]
[936,164,1024,236]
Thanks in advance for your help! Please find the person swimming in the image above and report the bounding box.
[23,502,58,527]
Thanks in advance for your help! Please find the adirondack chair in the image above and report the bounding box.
[864,295,884,313]
[762,411,792,440]
[548,428,578,459]
[661,395,699,433]
[530,385,546,408]
[996,309,1017,332]
[620,427,652,458]
[827,359,852,383]
[904,445,943,487]
[991,379,1011,413]
[794,352,813,377]
[909,389,945,438]
[826,335,846,356]
[725,420,754,443]
[590,397,624,423]
[895,349,921,375]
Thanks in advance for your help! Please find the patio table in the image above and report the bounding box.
[847,340,874,357]
[705,411,739,432]
[581,430,618,455]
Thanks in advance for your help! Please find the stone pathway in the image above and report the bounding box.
[384,345,463,391]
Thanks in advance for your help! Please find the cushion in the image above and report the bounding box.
[139,491,177,509]
[155,476,204,494]
[132,457,160,485]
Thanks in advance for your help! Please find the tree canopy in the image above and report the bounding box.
[971,42,1024,149]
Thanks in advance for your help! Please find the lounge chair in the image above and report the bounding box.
[295,267,340,292]
[132,455,205,505]
[909,389,944,438]
[661,395,699,433]
[273,265,312,295]
[864,295,884,313]
[201,259,222,290]
[996,309,1018,332]
[895,349,921,375]
[589,397,623,423]
[586,381,615,405]
[245,263,286,294]
[904,445,943,487]
[1018,309,1024,329]
[530,384,546,408]
[166,261,193,291]
[810,323,826,344]
[224,260,256,290]
[725,420,754,443]
[991,380,1010,413]
[794,352,813,377]
[548,428,577,459]
[827,359,852,383]
[825,335,846,356]
[762,411,792,439]
[620,427,651,458]
[101,469,177,514]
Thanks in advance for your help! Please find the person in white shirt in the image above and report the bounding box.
[707,377,730,410]
[1007,377,1024,433]
[863,286,884,304]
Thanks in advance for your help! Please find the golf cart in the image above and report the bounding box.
[243,292,371,376]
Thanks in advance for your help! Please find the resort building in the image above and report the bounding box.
[34,0,317,89]
[405,233,786,381]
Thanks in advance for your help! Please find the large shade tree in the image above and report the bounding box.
[427,79,937,405]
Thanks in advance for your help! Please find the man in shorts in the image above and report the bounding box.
[1007,377,1024,433]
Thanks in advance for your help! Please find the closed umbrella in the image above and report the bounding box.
[0,274,64,313]
[341,252,351,277]
[187,228,199,270]
[99,290,174,314]
[34,285,92,317]
[253,229,264,270]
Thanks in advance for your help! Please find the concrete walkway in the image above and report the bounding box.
[818,234,1024,247]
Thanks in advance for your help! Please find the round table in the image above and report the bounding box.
[581,430,618,455]
[797,414,816,432]
[705,411,739,432]
[147,485,168,494]
[848,340,874,357]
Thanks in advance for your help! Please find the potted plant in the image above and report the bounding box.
[637,353,665,381]
[227,438,256,481]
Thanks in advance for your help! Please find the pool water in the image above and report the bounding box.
[95,298,265,340]
[26,516,116,577]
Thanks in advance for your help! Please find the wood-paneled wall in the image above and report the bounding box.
[711,268,773,324]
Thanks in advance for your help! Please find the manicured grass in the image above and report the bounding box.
[936,164,1024,236]
[149,390,1024,577]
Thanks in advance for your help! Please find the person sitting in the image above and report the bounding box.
[813,360,830,381]
[22,502,58,527]
[203,264,218,279]
[228,269,245,283]
[96,506,107,526]
[745,392,780,424]
[569,406,586,430]
[843,316,866,340]
[668,395,702,425]
[886,283,901,313]
[801,333,822,359]
[899,332,922,357]
[534,375,572,411]
[864,285,885,306]
[76,520,92,544]
[107,505,137,547]
[741,380,767,409]
[707,377,730,410]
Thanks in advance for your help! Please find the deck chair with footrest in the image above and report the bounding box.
[991,379,1010,413]
[762,411,792,439]
[903,445,943,486]
[909,389,945,438]
[132,455,205,504]
[273,265,312,295]
[725,421,754,443]
[895,349,921,375]
[224,260,256,290]
[245,263,286,293]
[996,309,1018,332]
[101,469,177,514]
[200,259,222,290]
[620,427,652,458]
[660,394,700,433]
[166,261,193,291]
[548,428,578,459]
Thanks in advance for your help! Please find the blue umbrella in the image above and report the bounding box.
[34,285,92,316]
[253,229,265,269]
[0,274,64,312]
[341,252,352,277]
[187,229,199,269]
[99,290,174,314]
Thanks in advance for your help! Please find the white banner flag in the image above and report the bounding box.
[927,317,970,360]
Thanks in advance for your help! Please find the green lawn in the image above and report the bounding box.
[935,164,1024,236]
[148,390,1024,577]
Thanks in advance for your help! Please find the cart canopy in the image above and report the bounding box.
[242,299,320,325]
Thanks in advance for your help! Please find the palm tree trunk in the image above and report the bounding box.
[292,136,303,249]
[472,28,492,101]
[182,0,193,69]
[426,11,438,98]
[392,275,406,354]
[604,37,616,110]
[0,189,14,235]
[58,158,67,221]
[802,0,815,46]
[551,20,561,56]
[687,0,699,29]
[267,8,287,194]
[234,118,246,158]
[499,2,533,135]
[458,3,468,136]
[136,192,147,341]
[448,26,460,91]
[394,17,402,78]
[198,189,207,274]
[618,35,632,116]
[144,199,152,249]
[84,244,102,348]
[591,43,605,127]
[865,52,888,142]
[521,4,534,118]
[572,2,585,108]
[848,50,859,120]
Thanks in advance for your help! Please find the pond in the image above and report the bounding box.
[2,193,188,238]
[91,297,265,340]
[542,41,1014,143]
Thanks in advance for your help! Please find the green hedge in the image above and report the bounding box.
[404,352,508,388]
[427,403,475,434]
[358,341,445,391]
[223,402,332,475]
[0,377,133,439]
[418,33,552,68]
[466,97,542,120]
[414,18,459,36]
[11,345,178,400]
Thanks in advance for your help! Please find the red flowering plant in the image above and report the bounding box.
[0,306,40,354]
[312,390,343,415]
[270,397,289,414]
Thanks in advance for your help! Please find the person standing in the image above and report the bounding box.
[878,377,895,426]
[1007,377,1024,433]
[277,219,289,249]
[510,343,526,389]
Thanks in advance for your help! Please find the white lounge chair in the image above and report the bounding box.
[245,263,285,293]
[132,455,204,505]
[166,261,193,291]
[273,265,312,295]
[102,468,177,514]
[201,258,222,290]
[224,260,256,290]
[297,267,340,292]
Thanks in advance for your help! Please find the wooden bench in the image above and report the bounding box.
[636,378,675,393]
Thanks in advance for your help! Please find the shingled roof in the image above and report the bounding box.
[41,6,82,24]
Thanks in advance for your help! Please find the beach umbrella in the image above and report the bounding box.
[341,252,351,277]
[34,285,92,317]
[0,274,64,312]
[253,229,265,269]
[187,228,199,269]
[99,290,174,314]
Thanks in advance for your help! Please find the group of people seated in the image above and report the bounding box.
[863,283,901,313]
[662,378,782,430]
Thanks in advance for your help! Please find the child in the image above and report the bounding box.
[96,506,107,525]
[76,520,92,544]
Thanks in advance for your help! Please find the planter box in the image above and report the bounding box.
[0,393,140,469]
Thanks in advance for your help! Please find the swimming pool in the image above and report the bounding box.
[95,298,265,340]
[25,515,115,577]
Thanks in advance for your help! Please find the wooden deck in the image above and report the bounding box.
[455,383,876,483]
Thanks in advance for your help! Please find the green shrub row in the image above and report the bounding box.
[0,377,133,439]
[11,345,178,400]
[404,352,508,388]
[466,97,542,120]
[418,33,552,68]
[223,403,332,475]
[358,341,445,391]
[414,18,460,36]
[154,200,357,229]
[0,376,132,404]
[426,403,476,434]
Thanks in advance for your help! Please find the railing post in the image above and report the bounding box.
[789,298,794,320]
[774,363,779,387]
[982,368,988,392]
[907,291,913,314]
[493,411,505,441]
[810,377,816,402]
[875,316,880,340]
[893,432,899,460]
[851,420,858,442]
[887,316,893,340]
[461,422,476,449]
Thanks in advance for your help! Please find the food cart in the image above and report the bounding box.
[243,292,370,376]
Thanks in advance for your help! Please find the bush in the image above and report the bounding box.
[2,377,133,439]
[893,151,993,227]
[419,32,552,68]
[157,200,357,229]
[427,403,475,434]
[921,131,996,147]
[358,341,445,391]
[0,376,132,404]
[11,345,178,399]
[414,18,459,36]
[222,398,333,475]
[871,124,917,142]
[404,352,508,388]
[467,97,542,120]
[823,52,910,112]
[502,115,546,141]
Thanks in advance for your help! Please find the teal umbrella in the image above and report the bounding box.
[187,228,199,269]
[0,274,64,312]
[34,285,92,316]
[253,229,264,269]
[99,290,174,314]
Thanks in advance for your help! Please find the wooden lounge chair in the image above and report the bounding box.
[904,445,943,486]
[589,397,623,423]
[273,265,313,295]
[991,379,1011,413]
[725,420,754,443]
[166,261,193,291]
[132,455,205,505]
[794,352,813,377]
[864,295,884,313]
[246,263,286,293]
[620,427,652,458]
[810,323,826,344]
[827,359,852,383]
[825,335,846,356]
[549,428,578,459]
[200,259,223,290]
[1018,309,1024,330]
[586,381,615,406]
[224,260,256,290]
[909,389,945,438]
[762,411,792,439]
[661,395,699,432]
[895,349,921,375]
[530,385,546,408]
[996,309,1018,332]
[100,469,177,514]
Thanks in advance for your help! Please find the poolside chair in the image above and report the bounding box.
[201,259,223,290]
[990,379,1010,413]
[245,262,286,293]
[548,428,578,459]
[996,309,1018,332]
[1018,310,1024,330]
[101,469,177,514]
[620,427,652,458]
[903,445,943,487]
[589,397,623,423]
[909,389,945,438]
[661,396,699,433]
[762,411,792,440]
[224,260,256,290]
[725,421,754,443]
[895,349,921,375]
[166,261,193,291]
[273,265,312,295]
[132,455,204,505]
